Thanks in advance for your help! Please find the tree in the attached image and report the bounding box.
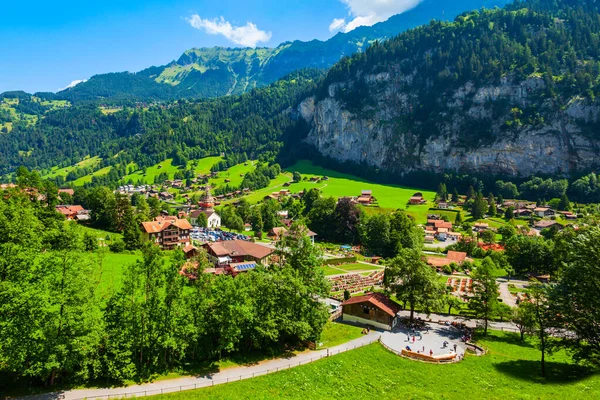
[504,235,555,276]
[196,212,208,228]
[498,225,516,244]
[250,209,263,238]
[437,183,448,201]
[553,227,600,366]
[466,186,475,202]
[557,193,571,211]
[292,171,302,182]
[471,191,487,220]
[444,295,463,315]
[512,301,536,341]
[504,206,514,220]
[333,197,362,244]
[452,188,459,203]
[363,214,390,257]
[529,282,556,377]
[455,211,463,225]
[123,206,142,251]
[83,232,98,251]
[307,197,336,241]
[487,193,497,217]
[479,230,496,244]
[469,257,499,336]
[385,248,443,322]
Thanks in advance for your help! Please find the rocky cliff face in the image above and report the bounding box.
[301,73,600,178]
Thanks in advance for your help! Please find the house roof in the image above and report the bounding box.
[534,207,550,212]
[183,245,197,254]
[206,240,274,260]
[141,217,192,233]
[447,251,467,263]
[56,205,85,215]
[342,292,401,318]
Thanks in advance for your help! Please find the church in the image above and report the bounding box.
[190,188,221,228]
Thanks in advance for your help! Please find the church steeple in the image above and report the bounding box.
[199,186,215,211]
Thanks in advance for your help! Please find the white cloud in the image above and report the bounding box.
[331,0,423,33]
[329,18,347,32]
[186,15,271,47]
[59,79,87,92]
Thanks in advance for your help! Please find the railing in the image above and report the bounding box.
[74,337,380,400]
[378,338,457,364]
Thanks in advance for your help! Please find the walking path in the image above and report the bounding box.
[21,332,381,400]
[397,310,519,333]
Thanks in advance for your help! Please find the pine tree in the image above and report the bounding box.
[488,193,497,217]
[123,206,142,251]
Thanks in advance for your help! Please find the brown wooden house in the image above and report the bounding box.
[341,293,401,331]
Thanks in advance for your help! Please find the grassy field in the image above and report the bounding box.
[72,166,112,185]
[154,331,600,400]
[120,157,223,185]
[322,263,383,276]
[282,161,436,223]
[43,156,102,179]
[317,322,364,349]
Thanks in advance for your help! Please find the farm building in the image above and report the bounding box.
[341,292,401,331]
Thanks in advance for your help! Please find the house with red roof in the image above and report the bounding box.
[341,292,401,331]
[141,216,192,250]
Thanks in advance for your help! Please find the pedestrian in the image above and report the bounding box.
[412,335,416,343]
[422,345,425,352]
[430,349,433,357]
[407,335,410,342]
[454,344,457,352]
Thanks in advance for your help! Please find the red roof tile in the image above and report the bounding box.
[342,292,401,317]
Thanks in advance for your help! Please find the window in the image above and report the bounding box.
[363,307,370,315]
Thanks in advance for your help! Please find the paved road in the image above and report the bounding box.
[20,332,381,400]
[397,310,519,333]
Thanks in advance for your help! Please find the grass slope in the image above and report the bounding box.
[155,331,600,400]
[285,161,436,222]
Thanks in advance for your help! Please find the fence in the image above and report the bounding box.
[75,337,380,400]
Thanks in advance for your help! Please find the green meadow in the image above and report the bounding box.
[153,331,600,400]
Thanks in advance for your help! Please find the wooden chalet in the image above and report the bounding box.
[341,292,401,331]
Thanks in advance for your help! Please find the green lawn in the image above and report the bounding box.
[317,322,364,349]
[208,161,256,189]
[154,331,600,400]
[284,161,436,223]
[78,251,141,300]
[120,158,184,184]
[43,156,101,179]
[72,166,112,185]
[322,263,383,276]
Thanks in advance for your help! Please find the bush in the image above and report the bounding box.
[324,257,358,265]
[109,240,126,253]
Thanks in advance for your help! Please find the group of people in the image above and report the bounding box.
[405,345,435,357]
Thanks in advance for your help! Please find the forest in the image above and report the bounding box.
[0,183,330,389]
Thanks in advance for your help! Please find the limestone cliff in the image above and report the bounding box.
[301,73,600,178]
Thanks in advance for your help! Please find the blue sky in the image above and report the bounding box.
[0,0,422,93]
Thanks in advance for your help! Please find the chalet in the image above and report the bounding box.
[409,193,426,205]
[183,245,199,259]
[534,208,556,218]
[58,188,75,196]
[205,240,274,266]
[514,208,533,217]
[55,205,90,221]
[277,210,289,218]
[243,223,252,232]
[229,261,257,275]
[268,227,288,241]
[473,222,489,232]
[437,202,449,209]
[534,220,563,231]
[341,293,401,331]
[159,192,174,201]
[426,251,468,268]
[141,217,192,250]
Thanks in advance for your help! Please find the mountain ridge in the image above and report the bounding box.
[44,0,509,102]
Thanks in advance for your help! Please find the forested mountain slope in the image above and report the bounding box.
[0,70,322,176]
[48,0,509,102]
[300,0,600,178]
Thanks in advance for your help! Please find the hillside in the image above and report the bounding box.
[49,0,509,102]
[300,0,600,178]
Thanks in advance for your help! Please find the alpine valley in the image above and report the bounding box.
[1,0,600,183]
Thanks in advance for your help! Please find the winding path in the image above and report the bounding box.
[20,332,381,400]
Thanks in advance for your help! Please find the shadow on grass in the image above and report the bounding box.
[494,360,597,384]
[477,331,536,349]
